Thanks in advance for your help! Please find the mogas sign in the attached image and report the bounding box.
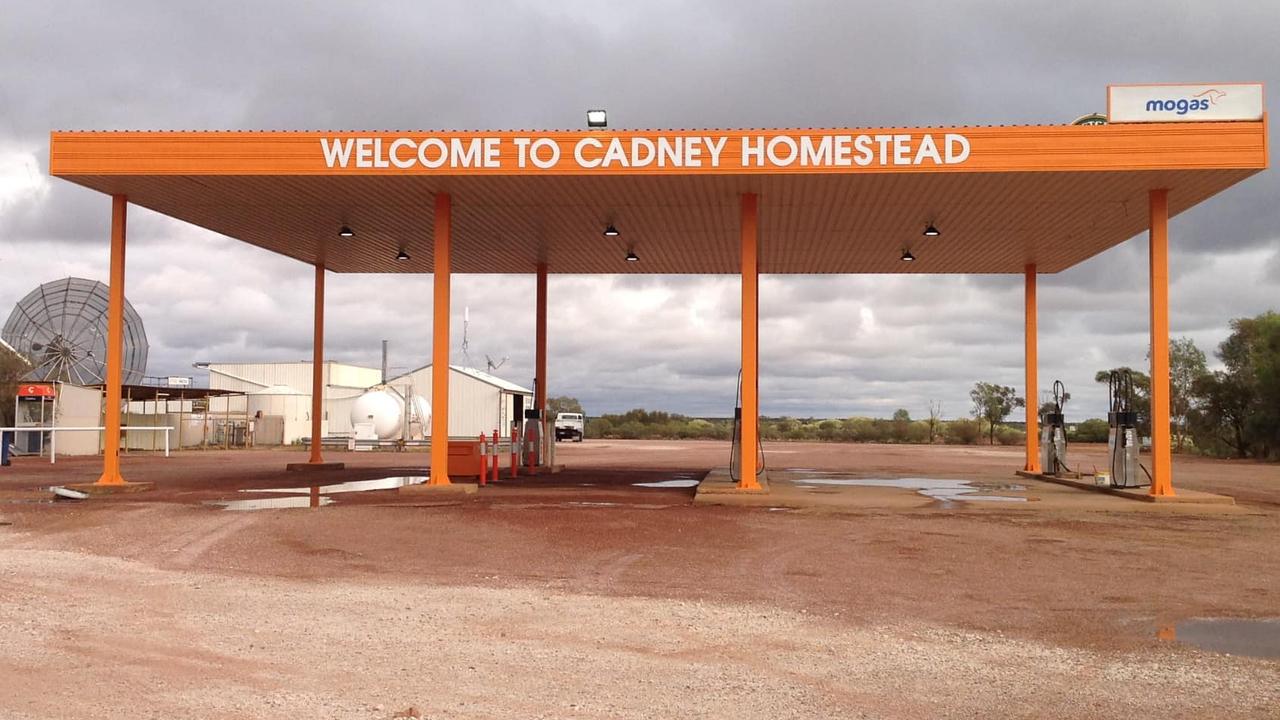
[319,132,972,172]
[1108,83,1264,123]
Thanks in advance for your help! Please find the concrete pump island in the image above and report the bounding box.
[3,82,1279,719]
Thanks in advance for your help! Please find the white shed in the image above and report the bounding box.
[246,384,311,445]
[200,360,529,440]
[387,365,530,439]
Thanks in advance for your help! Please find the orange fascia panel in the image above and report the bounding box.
[48,122,1268,177]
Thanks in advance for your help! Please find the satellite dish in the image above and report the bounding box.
[1,277,148,385]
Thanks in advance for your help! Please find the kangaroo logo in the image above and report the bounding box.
[1193,88,1227,105]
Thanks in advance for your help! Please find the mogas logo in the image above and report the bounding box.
[1144,89,1227,115]
[1109,83,1263,123]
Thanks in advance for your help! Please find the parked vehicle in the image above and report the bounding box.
[555,412,585,442]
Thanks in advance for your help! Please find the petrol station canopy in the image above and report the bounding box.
[49,119,1267,275]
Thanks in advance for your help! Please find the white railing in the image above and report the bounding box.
[0,426,173,464]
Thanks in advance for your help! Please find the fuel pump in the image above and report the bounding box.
[1107,370,1145,488]
[728,369,765,482]
[523,408,544,467]
[1040,380,1070,476]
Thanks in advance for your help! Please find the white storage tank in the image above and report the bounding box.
[349,387,430,440]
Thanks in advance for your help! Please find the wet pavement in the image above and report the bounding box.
[240,475,429,495]
[210,495,336,511]
[1165,618,1280,659]
[208,476,430,510]
[792,475,1028,503]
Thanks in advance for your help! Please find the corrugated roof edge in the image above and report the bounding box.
[51,123,1109,133]
[385,363,531,394]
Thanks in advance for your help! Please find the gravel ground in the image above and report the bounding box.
[0,440,1277,718]
[1,547,1276,720]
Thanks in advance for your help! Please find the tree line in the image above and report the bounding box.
[545,311,1280,458]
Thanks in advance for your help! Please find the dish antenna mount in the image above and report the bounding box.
[1,277,149,385]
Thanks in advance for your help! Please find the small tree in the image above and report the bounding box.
[1095,367,1151,437]
[0,345,32,428]
[1169,337,1208,451]
[969,382,1025,445]
[546,395,584,419]
[927,400,943,444]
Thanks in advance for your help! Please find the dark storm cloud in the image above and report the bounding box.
[1,0,1277,418]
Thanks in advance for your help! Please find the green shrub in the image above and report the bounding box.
[1069,418,1109,443]
[945,419,982,444]
[994,426,1025,446]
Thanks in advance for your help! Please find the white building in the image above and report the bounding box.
[387,364,531,439]
[202,361,530,443]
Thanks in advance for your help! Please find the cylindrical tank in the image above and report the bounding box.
[411,396,432,430]
[349,388,404,440]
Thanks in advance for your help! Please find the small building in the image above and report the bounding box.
[202,361,530,443]
[386,364,531,439]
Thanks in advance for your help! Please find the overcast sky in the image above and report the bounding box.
[1,1,1277,419]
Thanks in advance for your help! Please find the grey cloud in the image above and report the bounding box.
[2,0,1278,419]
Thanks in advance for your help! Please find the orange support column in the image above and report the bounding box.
[429,192,452,486]
[1148,189,1175,496]
[1024,264,1040,473]
[309,263,326,464]
[535,262,548,464]
[95,195,128,486]
[739,193,761,490]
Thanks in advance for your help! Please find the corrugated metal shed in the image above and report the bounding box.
[203,361,529,438]
[387,364,530,438]
[207,361,381,393]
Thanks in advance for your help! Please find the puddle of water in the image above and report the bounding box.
[1166,618,1280,659]
[241,476,429,495]
[632,479,700,488]
[795,476,1027,504]
[208,496,336,511]
[567,501,621,507]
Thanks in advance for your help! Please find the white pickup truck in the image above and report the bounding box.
[554,412,585,442]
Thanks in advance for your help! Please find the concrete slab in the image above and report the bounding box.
[286,461,346,471]
[64,481,155,495]
[694,466,770,497]
[398,482,478,496]
[1015,471,1235,505]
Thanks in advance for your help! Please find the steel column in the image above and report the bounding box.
[535,262,548,463]
[1148,189,1174,496]
[739,193,761,490]
[429,193,453,485]
[1024,264,1040,473]
[95,195,128,485]
[308,263,326,464]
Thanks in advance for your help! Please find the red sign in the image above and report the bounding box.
[17,384,56,398]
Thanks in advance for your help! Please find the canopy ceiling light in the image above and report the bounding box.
[338,225,355,238]
[900,249,916,262]
[586,109,608,128]
[602,223,620,237]
[922,223,941,237]
[396,249,410,261]
[625,250,640,263]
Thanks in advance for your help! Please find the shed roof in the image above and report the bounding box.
[388,364,531,394]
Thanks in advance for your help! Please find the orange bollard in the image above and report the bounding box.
[491,429,499,484]
[477,433,487,486]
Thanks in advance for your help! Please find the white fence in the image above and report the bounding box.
[0,426,173,464]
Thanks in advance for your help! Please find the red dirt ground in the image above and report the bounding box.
[1,440,1277,718]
